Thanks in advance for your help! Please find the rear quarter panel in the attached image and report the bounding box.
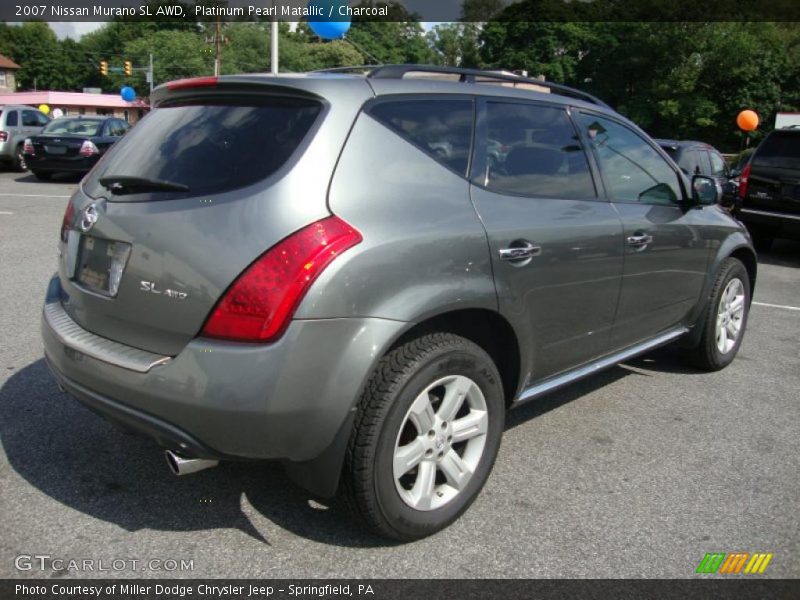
[295,110,497,322]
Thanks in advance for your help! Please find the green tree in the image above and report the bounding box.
[123,29,211,92]
[427,23,482,68]
[0,21,83,90]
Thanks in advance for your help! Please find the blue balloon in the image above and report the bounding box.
[120,86,136,102]
[308,0,351,40]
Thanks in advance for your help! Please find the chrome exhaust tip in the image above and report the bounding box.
[165,450,219,476]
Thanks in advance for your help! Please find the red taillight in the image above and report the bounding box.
[60,202,75,242]
[167,76,218,91]
[0,131,8,142]
[739,163,751,200]
[23,138,34,154]
[79,140,99,157]
[200,216,363,343]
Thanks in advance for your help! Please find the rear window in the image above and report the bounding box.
[84,99,322,199]
[752,130,800,169]
[44,119,104,136]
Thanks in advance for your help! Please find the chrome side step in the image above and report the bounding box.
[515,327,689,405]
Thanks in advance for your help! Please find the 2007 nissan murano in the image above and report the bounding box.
[42,65,756,540]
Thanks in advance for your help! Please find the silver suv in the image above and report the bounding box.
[0,104,49,170]
[42,66,756,540]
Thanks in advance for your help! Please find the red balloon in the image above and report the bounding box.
[737,110,759,132]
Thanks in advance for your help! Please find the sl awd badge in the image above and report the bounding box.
[140,281,189,300]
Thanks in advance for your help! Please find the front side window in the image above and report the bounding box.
[368,98,474,176]
[481,102,596,199]
[709,151,728,177]
[577,113,682,204]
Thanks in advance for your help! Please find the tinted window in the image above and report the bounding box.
[36,112,50,126]
[85,99,322,198]
[752,131,800,169]
[107,120,128,137]
[578,114,681,204]
[676,149,703,176]
[6,110,18,127]
[22,110,42,127]
[369,98,473,175]
[482,102,595,199]
[709,151,728,177]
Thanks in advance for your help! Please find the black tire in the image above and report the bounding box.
[342,333,505,541]
[31,170,52,181]
[12,144,27,172]
[687,257,751,371]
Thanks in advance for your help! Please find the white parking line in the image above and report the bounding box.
[753,301,800,312]
[0,193,71,198]
[0,210,13,215]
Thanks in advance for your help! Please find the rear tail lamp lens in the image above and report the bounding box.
[738,163,751,200]
[60,201,75,243]
[200,216,362,342]
[23,138,34,154]
[79,140,99,157]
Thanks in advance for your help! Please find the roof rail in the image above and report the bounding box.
[311,65,382,74]
[366,64,610,108]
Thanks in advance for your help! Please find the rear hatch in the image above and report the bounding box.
[57,75,371,356]
[743,129,800,215]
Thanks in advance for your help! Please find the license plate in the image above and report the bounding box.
[76,236,131,297]
[45,145,67,155]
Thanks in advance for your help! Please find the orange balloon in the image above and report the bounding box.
[737,110,759,132]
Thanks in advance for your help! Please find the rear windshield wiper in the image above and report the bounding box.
[98,175,189,195]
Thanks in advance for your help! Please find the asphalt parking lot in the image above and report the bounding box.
[0,169,797,579]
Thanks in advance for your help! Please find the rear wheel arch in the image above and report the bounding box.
[388,308,522,407]
[729,246,757,300]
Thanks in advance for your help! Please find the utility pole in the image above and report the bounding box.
[271,20,279,75]
[149,53,154,93]
[214,16,222,77]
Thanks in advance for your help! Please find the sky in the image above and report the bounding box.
[48,20,442,40]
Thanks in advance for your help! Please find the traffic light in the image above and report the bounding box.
[99,60,108,76]
[123,61,132,77]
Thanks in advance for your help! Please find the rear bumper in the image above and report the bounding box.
[41,275,407,462]
[738,207,800,239]
[25,153,99,173]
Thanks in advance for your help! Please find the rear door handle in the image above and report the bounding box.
[626,233,653,247]
[499,242,542,261]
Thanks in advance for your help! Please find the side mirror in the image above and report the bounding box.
[729,168,741,179]
[691,175,721,206]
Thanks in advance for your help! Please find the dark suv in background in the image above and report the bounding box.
[737,126,800,249]
[656,139,737,209]
[42,65,756,541]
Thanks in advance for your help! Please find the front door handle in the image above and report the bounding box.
[499,242,542,261]
[626,233,654,247]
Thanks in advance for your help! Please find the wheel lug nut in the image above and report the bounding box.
[441,422,447,429]
[425,449,433,457]
[428,430,435,438]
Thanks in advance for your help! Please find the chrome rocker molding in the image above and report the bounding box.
[43,300,172,374]
[515,326,689,405]
[739,208,800,222]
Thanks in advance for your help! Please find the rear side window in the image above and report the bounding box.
[753,131,800,168]
[6,110,17,127]
[481,102,596,199]
[85,99,322,198]
[368,98,474,176]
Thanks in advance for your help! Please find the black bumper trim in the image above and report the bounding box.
[44,355,235,461]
